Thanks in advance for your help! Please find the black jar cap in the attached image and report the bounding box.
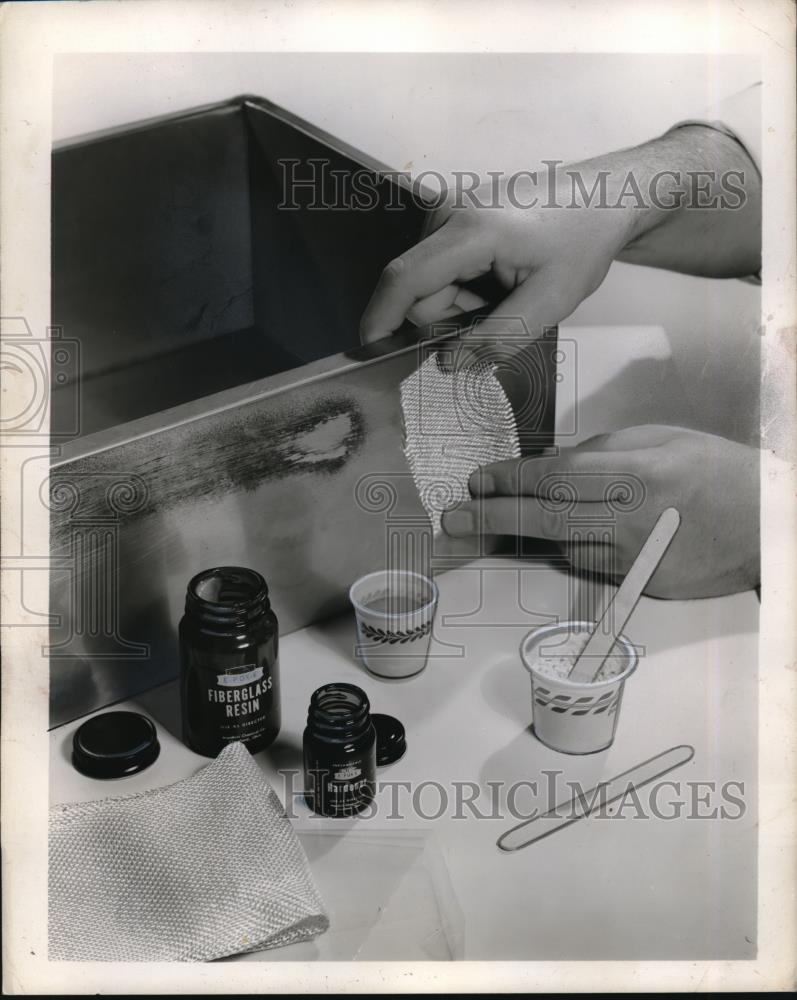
[72,711,160,779]
[372,713,406,766]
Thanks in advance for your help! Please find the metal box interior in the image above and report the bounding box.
[51,97,433,436]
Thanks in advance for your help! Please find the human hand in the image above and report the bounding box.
[359,126,760,351]
[440,425,760,599]
[359,168,635,349]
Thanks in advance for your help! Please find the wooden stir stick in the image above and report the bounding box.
[568,507,681,683]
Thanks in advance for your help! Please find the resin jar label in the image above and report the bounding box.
[182,650,279,751]
[180,567,280,757]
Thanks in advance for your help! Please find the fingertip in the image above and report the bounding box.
[468,468,495,495]
[440,508,475,536]
[359,317,386,345]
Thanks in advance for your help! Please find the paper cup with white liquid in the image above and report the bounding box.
[349,570,438,679]
[520,620,639,754]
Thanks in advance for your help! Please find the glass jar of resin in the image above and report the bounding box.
[179,566,280,758]
[303,683,377,817]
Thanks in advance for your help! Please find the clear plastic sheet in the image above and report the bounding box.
[233,828,465,961]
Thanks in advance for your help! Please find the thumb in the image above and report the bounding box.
[441,270,566,371]
[490,263,584,336]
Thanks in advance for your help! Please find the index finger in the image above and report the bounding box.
[359,221,494,343]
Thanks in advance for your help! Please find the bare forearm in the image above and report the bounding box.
[606,125,761,278]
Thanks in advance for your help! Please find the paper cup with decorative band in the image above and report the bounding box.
[520,620,639,755]
[349,570,438,679]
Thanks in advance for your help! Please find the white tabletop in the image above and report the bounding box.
[48,323,760,960]
[49,554,759,961]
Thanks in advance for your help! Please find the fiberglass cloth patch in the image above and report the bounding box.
[400,353,520,534]
[49,741,328,961]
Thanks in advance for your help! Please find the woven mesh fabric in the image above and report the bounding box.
[49,741,328,961]
[400,353,520,533]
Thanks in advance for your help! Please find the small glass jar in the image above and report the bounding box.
[303,683,376,817]
[179,566,280,758]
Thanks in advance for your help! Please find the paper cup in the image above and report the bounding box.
[520,620,638,755]
[349,570,438,679]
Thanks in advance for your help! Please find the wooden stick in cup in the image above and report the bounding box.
[568,507,681,684]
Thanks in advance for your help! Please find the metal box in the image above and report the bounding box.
[49,97,556,726]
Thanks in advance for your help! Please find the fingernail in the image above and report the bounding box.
[470,470,494,495]
[441,509,474,535]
